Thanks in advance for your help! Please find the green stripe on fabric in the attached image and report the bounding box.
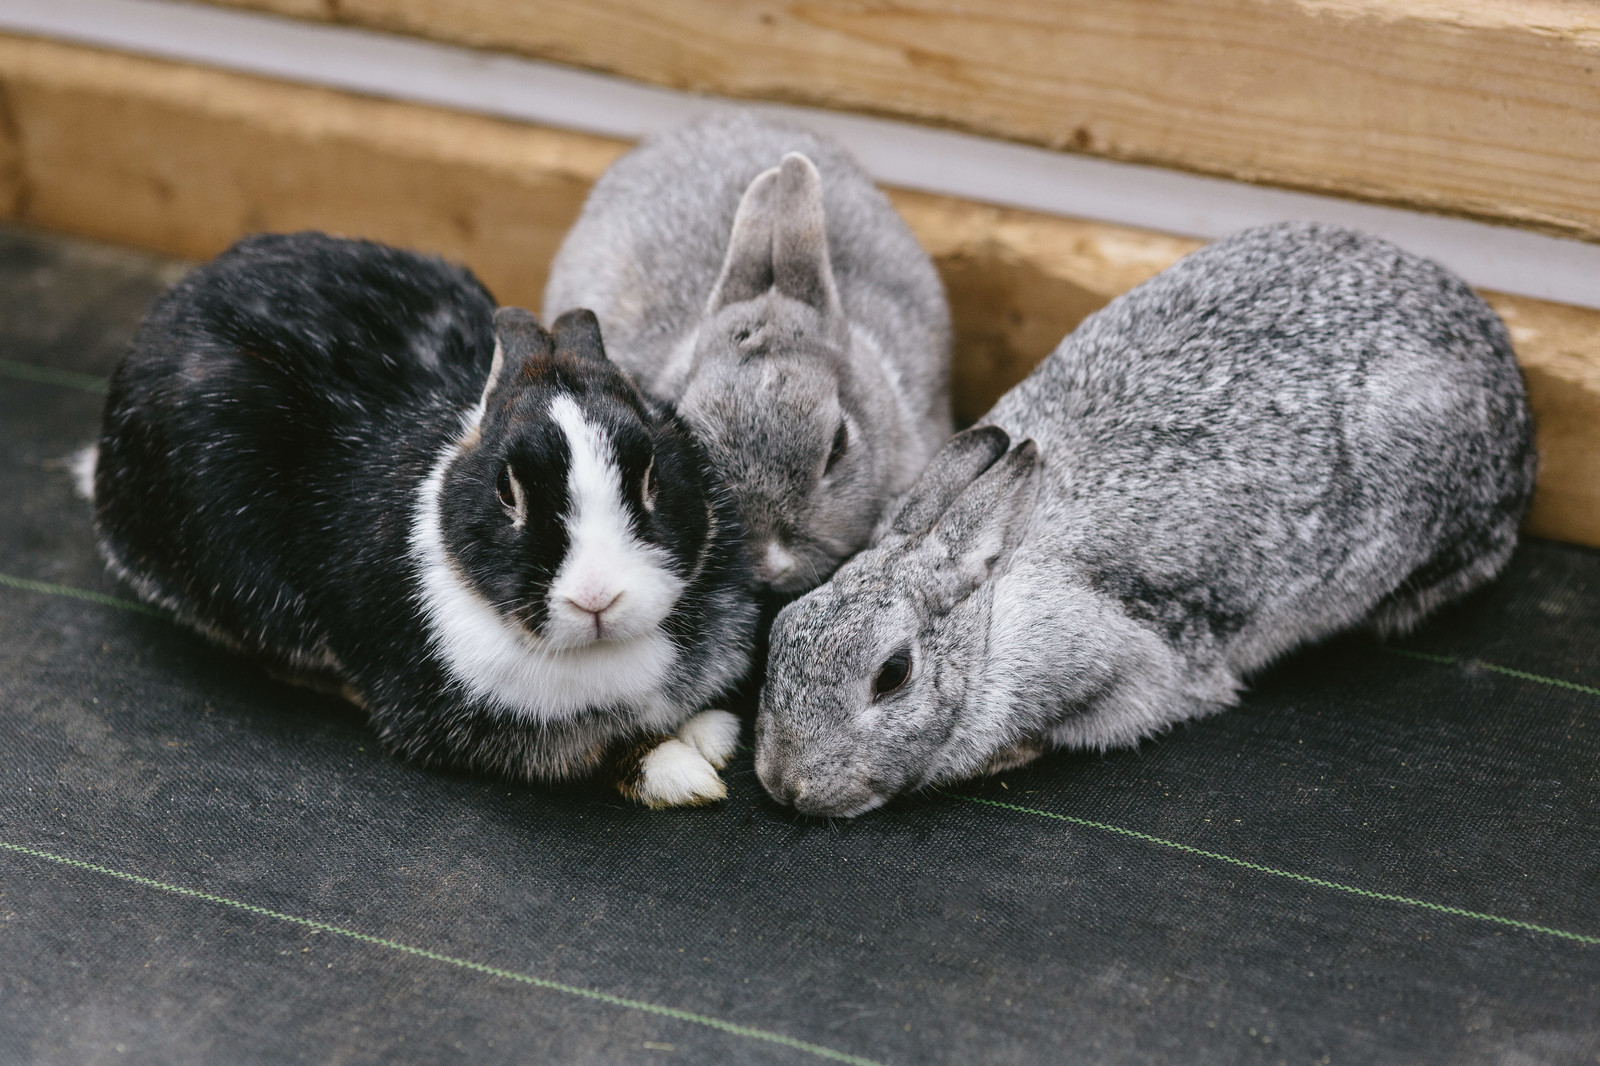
[0,572,166,618]
[0,840,887,1066]
[1382,645,1600,698]
[952,795,1599,946]
[0,357,108,394]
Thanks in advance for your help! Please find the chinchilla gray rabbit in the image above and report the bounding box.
[756,221,1537,817]
[87,231,756,807]
[543,110,953,595]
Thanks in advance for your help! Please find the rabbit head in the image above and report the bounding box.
[421,307,727,717]
[682,152,890,594]
[755,426,1042,816]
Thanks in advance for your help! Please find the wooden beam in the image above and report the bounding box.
[0,33,1595,546]
[193,0,1600,245]
[1494,294,1600,544]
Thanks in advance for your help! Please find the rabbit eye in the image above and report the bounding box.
[495,462,527,528]
[871,645,912,702]
[641,457,657,514]
[495,463,514,508]
[825,419,849,474]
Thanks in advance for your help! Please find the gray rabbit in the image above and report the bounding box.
[543,110,953,594]
[756,222,1537,817]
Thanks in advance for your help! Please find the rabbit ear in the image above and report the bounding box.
[922,439,1042,610]
[770,153,840,316]
[483,306,554,403]
[887,425,1013,537]
[551,308,608,364]
[706,163,781,312]
[493,306,554,363]
[707,153,841,319]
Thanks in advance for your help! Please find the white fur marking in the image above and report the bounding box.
[408,403,682,724]
[759,542,796,583]
[544,396,683,649]
[676,709,740,769]
[636,738,727,807]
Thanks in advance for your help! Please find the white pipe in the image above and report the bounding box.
[0,0,1596,309]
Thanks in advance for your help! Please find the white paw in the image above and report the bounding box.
[69,444,98,501]
[675,709,741,770]
[636,738,727,808]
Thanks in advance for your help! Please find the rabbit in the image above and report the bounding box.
[543,110,954,596]
[755,221,1538,817]
[86,231,757,807]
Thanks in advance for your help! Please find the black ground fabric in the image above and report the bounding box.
[1,225,1596,1066]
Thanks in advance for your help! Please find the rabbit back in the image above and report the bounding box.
[93,232,497,673]
[989,221,1536,672]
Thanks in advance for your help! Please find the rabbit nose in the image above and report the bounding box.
[754,746,798,804]
[789,779,886,819]
[756,542,795,583]
[771,779,802,808]
[759,748,882,817]
[564,589,622,618]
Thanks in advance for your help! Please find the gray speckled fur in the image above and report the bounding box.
[544,110,953,593]
[756,222,1537,817]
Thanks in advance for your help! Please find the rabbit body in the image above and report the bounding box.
[757,222,1537,816]
[90,232,756,805]
[544,110,953,594]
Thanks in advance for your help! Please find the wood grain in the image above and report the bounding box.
[0,34,629,307]
[0,33,1595,544]
[196,0,1600,243]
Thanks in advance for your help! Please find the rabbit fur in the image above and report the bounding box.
[756,222,1538,817]
[544,110,953,595]
[87,232,756,807]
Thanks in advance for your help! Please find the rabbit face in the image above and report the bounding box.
[755,556,973,817]
[683,150,893,594]
[448,395,687,649]
[756,427,1041,815]
[682,293,874,593]
[418,308,720,719]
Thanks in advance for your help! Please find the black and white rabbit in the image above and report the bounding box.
[86,232,756,806]
[543,110,954,595]
[756,222,1538,817]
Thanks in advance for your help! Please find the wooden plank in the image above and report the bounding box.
[194,0,1600,244]
[891,192,1204,418]
[1,33,1596,546]
[1494,294,1600,544]
[0,34,628,310]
